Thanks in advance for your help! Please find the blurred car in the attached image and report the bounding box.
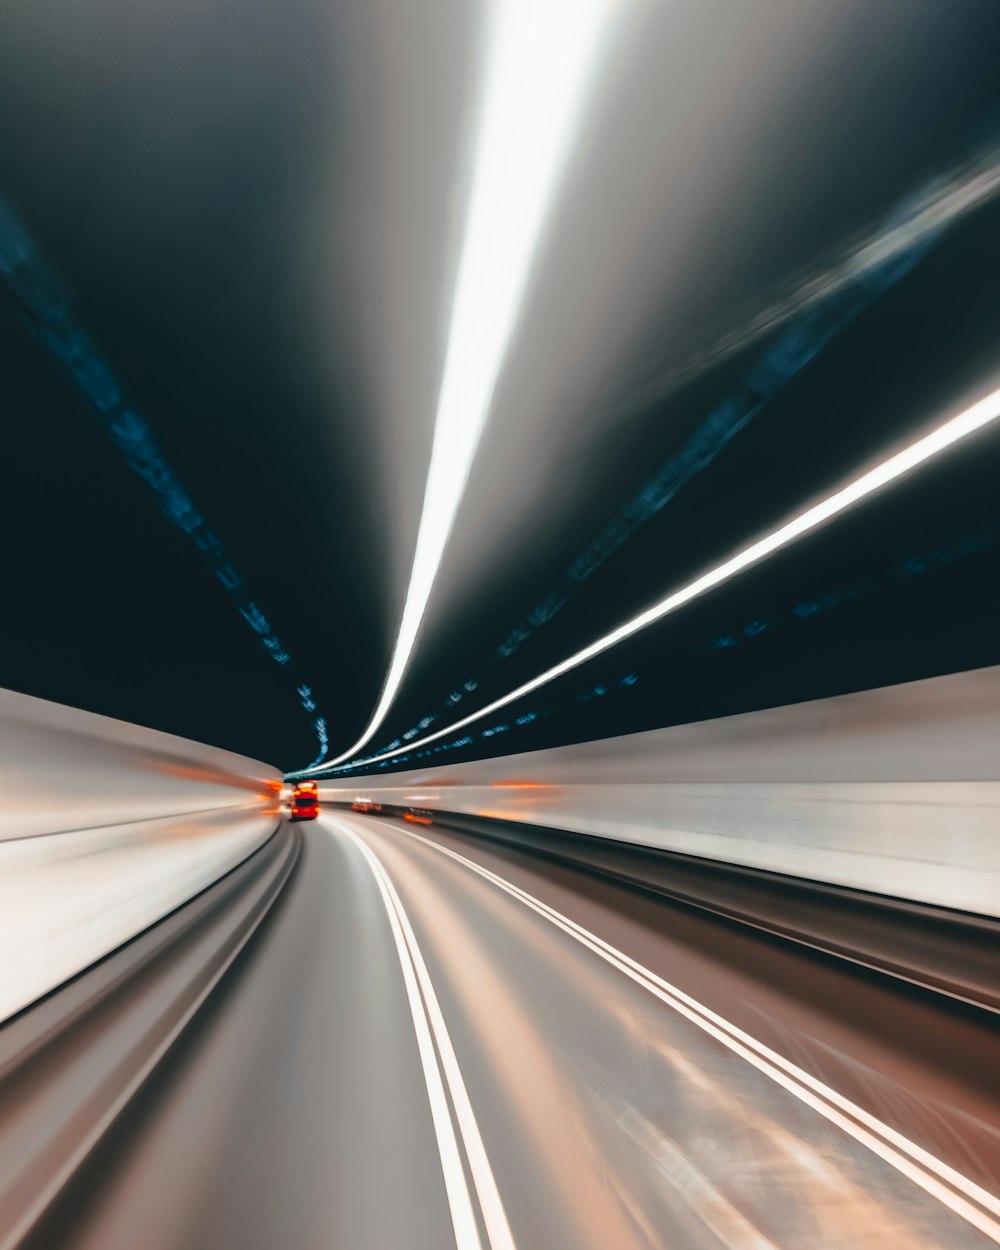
[351,799,383,814]
[290,781,320,821]
[404,809,433,826]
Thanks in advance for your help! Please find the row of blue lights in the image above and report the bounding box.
[0,198,330,768]
[337,506,1000,775]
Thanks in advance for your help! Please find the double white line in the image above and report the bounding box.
[330,818,516,1250]
[400,825,1000,1246]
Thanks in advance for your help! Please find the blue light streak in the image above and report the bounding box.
[0,198,330,767]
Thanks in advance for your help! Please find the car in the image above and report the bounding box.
[289,781,320,821]
[404,808,433,826]
[351,799,383,814]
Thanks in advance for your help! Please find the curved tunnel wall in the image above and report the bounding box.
[323,665,1000,919]
[0,687,281,1024]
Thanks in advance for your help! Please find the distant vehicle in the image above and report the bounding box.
[351,799,383,814]
[404,809,433,826]
[290,781,320,821]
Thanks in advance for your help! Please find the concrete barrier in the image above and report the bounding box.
[323,666,1000,918]
[0,687,281,1023]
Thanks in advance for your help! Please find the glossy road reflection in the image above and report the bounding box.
[37,812,1000,1250]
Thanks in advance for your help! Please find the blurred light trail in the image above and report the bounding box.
[324,0,622,768]
[314,145,1000,772]
[610,144,1000,426]
[400,826,1000,1244]
[310,379,1000,774]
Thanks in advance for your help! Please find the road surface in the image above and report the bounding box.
[16,812,1000,1250]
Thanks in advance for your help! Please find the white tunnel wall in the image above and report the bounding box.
[0,687,282,1024]
[323,665,1000,919]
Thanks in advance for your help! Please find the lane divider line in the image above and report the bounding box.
[330,817,515,1250]
[372,858,518,1250]
[398,824,1000,1245]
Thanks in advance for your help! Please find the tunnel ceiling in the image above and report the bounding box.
[2,0,1000,771]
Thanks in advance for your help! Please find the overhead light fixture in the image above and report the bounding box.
[322,0,622,769]
[315,379,1000,775]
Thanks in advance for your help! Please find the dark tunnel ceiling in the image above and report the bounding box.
[1,0,1000,771]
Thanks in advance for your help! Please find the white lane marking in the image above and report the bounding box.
[330,818,516,1250]
[398,826,1000,1245]
[328,819,482,1250]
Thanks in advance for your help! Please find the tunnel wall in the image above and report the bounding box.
[323,666,1000,919]
[0,686,282,1023]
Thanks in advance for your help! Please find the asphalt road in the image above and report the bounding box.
[29,812,1000,1250]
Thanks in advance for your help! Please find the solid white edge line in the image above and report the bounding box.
[397,824,1000,1244]
[331,816,516,1250]
[361,832,518,1250]
[328,818,483,1250]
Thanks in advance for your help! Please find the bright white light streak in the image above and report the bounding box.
[320,380,1000,773]
[324,0,621,768]
[401,826,1000,1243]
